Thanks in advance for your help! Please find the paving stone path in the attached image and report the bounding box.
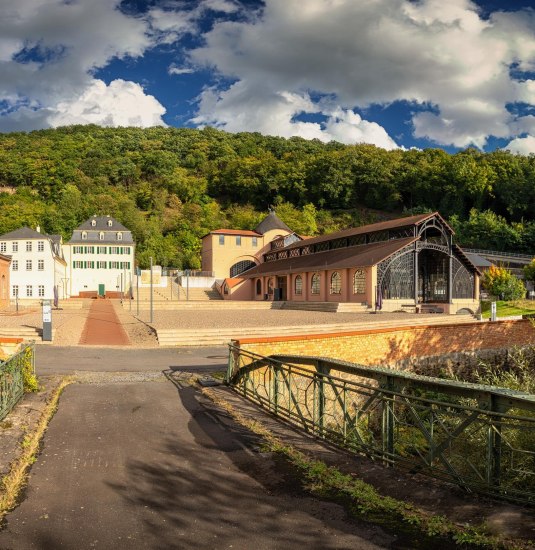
[78,300,130,346]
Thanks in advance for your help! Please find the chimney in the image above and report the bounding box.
[36,225,40,233]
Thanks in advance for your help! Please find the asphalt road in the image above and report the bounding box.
[35,345,229,375]
[0,379,388,549]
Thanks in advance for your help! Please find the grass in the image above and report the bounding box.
[0,377,72,520]
[481,300,535,319]
[201,386,531,550]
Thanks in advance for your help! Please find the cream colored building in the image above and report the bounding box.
[201,211,298,280]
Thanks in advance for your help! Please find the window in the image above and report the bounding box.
[99,232,104,240]
[38,285,45,297]
[26,260,32,271]
[311,273,321,295]
[38,259,44,271]
[256,279,262,295]
[330,272,341,295]
[84,246,95,254]
[107,219,113,227]
[26,285,32,297]
[82,231,87,240]
[73,261,83,269]
[353,269,366,294]
[294,275,303,295]
[117,232,123,241]
[120,262,131,269]
[12,242,18,252]
[109,246,120,254]
[219,235,225,245]
[97,261,107,269]
[110,261,120,269]
[252,237,258,247]
[26,241,32,252]
[12,285,18,297]
[73,246,83,254]
[38,241,44,252]
[12,260,18,271]
[236,236,241,246]
[230,260,256,278]
[123,247,130,255]
[0,242,5,253]
[91,219,96,227]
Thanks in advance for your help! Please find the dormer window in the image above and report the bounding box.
[91,219,96,227]
[117,232,123,241]
[99,232,104,240]
[107,219,113,227]
[82,231,87,240]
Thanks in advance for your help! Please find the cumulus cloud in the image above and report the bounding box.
[187,0,535,149]
[0,0,164,132]
[504,135,535,155]
[192,82,400,148]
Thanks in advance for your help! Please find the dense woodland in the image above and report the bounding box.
[1,125,535,268]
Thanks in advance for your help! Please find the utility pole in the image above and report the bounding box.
[150,256,153,324]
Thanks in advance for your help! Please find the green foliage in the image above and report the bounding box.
[482,265,526,300]
[524,259,535,284]
[22,347,39,393]
[1,125,535,270]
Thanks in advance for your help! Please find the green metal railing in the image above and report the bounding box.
[227,344,535,504]
[0,343,35,421]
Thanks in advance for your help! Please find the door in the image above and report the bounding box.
[98,284,105,297]
[277,276,287,301]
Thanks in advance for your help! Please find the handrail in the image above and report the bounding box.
[227,344,535,504]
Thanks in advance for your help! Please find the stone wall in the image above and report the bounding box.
[234,320,535,374]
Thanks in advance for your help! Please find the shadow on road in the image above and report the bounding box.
[105,374,389,549]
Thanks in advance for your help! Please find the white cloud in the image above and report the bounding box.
[504,135,535,155]
[188,0,535,149]
[0,0,159,132]
[168,64,195,76]
[192,82,400,148]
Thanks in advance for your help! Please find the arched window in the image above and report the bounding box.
[311,273,320,295]
[230,260,256,278]
[91,219,96,227]
[294,275,303,295]
[330,272,341,294]
[353,269,366,294]
[107,219,113,227]
[81,231,87,240]
[117,232,123,241]
[99,232,104,240]
[256,279,262,295]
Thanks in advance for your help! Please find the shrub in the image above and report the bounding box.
[482,265,525,300]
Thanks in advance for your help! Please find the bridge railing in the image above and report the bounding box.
[0,343,35,421]
[463,248,534,261]
[227,344,535,504]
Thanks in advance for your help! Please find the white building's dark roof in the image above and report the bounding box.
[68,216,134,245]
[0,227,46,240]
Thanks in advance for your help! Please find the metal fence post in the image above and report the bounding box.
[486,395,504,489]
[316,361,329,437]
[382,375,395,461]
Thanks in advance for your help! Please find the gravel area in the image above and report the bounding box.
[144,309,443,330]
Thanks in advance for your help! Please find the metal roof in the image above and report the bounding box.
[241,237,418,278]
[254,211,292,235]
[280,212,451,252]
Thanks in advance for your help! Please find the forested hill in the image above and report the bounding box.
[1,125,534,268]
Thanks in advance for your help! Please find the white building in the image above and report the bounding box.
[63,215,135,298]
[0,227,67,303]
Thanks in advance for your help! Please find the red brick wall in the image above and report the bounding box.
[234,320,535,366]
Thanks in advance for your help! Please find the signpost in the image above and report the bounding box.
[42,299,52,341]
[491,301,497,322]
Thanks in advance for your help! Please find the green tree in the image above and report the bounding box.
[482,265,525,300]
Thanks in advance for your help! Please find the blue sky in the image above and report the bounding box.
[2,0,535,153]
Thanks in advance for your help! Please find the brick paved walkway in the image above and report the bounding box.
[79,300,130,346]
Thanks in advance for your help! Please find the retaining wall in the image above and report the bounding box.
[234,320,535,370]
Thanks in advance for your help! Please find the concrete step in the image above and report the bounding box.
[155,315,479,346]
[0,327,56,342]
